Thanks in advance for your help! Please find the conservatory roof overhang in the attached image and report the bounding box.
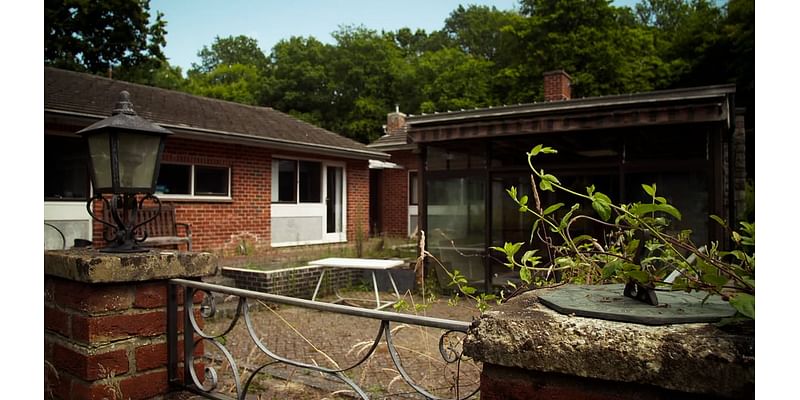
[407,84,736,144]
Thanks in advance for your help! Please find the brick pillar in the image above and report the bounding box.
[543,70,571,101]
[44,250,217,400]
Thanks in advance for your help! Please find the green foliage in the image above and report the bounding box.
[47,0,751,147]
[192,35,269,74]
[45,0,167,73]
[485,146,756,319]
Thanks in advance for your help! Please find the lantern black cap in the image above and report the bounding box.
[77,91,173,136]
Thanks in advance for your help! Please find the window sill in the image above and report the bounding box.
[156,195,234,203]
[271,238,347,248]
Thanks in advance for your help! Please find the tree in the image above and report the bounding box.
[414,48,495,113]
[45,0,167,74]
[192,35,269,74]
[513,0,671,98]
[187,63,264,105]
[326,26,406,143]
[262,36,334,127]
[186,35,270,106]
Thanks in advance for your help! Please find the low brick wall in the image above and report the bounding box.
[221,266,363,299]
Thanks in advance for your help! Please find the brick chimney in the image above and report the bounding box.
[384,105,407,136]
[543,70,571,101]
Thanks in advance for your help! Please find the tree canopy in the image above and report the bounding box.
[45,0,754,144]
[45,0,167,74]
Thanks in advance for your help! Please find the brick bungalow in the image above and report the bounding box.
[369,71,749,290]
[44,67,389,253]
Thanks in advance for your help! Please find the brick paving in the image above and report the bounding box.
[194,289,482,399]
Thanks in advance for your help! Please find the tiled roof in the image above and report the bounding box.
[367,133,414,151]
[45,67,388,160]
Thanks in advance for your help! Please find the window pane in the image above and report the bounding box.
[409,171,419,205]
[45,136,89,200]
[156,164,191,195]
[299,161,321,203]
[195,166,229,196]
[276,159,296,202]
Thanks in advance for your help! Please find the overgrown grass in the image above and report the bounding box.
[227,237,418,272]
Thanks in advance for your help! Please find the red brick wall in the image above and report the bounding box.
[90,137,373,253]
[378,150,420,237]
[44,277,204,399]
[347,159,370,241]
[543,70,571,101]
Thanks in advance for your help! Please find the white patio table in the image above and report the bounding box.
[308,257,405,310]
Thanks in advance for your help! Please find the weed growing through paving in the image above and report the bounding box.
[200,287,480,399]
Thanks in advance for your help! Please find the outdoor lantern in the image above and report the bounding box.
[79,90,173,252]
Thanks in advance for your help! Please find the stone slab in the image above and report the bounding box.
[464,288,754,399]
[45,249,218,283]
[538,284,736,325]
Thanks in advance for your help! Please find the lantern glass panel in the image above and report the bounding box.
[87,132,113,190]
[117,132,160,189]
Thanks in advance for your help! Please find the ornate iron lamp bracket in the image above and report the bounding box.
[86,193,162,253]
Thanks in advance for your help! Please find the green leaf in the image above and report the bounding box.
[626,270,650,284]
[629,203,682,220]
[519,266,532,284]
[520,195,528,206]
[728,293,755,319]
[558,203,581,231]
[642,183,656,197]
[572,235,594,245]
[586,184,596,196]
[700,272,728,288]
[592,192,613,220]
[461,286,476,295]
[539,179,553,192]
[543,203,564,215]
[530,144,544,156]
[709,214,727,228]
[625,239,640,256]
[602,260,622,279]
[507,186,518,201]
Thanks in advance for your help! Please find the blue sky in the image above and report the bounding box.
[150,0,640,72]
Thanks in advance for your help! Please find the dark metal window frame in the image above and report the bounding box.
[157,162,232,198]
[271,158,323,204]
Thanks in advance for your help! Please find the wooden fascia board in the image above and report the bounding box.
[409,100,729,144]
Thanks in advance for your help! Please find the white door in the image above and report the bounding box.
[323,165,346,242]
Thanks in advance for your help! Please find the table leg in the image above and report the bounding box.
[372,271,381,309]
[387,271,401,298]
[312,269,326,301]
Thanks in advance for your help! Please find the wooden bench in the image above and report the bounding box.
[104,205,192,251]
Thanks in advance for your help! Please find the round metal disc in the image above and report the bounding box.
[538,284,736,325]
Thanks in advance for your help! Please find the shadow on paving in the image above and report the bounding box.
[196,289,482,399]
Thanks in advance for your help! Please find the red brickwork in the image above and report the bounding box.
[90,137,373,253]
[44,276,205,400]
[480,364,700,400]
[543,70,572,102]
[347,159,371,241]
[378,150,420,237]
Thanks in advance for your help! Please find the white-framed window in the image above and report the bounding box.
[271,158,322,203]
[408,170,419,237]
[271,156,346,246]
[155,163,231,200]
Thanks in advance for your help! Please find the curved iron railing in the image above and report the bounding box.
[168,279,479,399]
